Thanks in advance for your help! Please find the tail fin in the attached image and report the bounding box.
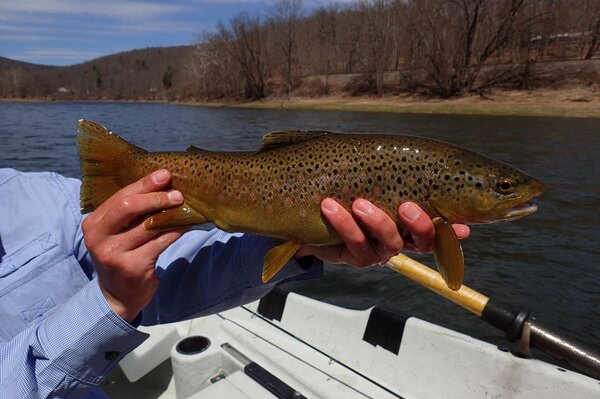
[77,119,146,214]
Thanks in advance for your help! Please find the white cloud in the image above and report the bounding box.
[19,48,101,58]
[0,34,51,42]
[5,48,105,63]
[0,0,191,19]
[0,2,197,41]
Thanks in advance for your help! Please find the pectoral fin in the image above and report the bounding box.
[432,217,464,291]
[262,242,302,283]
[144,204,208,231]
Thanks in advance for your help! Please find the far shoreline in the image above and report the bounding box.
[2,87,599,119]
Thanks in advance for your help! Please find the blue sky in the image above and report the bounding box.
[0,0,337,66]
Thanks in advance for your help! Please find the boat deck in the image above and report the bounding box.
[106,290,600,398]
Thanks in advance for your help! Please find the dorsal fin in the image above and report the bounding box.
[186,145,207,152]
[260,130,330,151]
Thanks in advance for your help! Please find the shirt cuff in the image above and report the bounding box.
[37,278,149,385]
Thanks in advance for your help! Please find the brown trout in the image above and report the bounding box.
[77,120,546,290]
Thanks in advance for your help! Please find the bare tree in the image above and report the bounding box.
[311,4,340,91]
[189,32,241,99]
[0,68,11,97]
[403,0,542,97]
[360,0,395,96]
[2,68,24,97]
[389,0,409,71]
[220,13,269,100]
[337,7,365,73]
[269,0,303,96]
[580,0,600,59]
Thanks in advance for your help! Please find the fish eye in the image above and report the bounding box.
[496,178,514,194]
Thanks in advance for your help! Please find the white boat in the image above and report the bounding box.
[107,288,600,398]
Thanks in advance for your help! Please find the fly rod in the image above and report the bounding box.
[385,253,600,380]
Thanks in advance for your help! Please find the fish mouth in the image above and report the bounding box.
[494,200,539,222]
[492,178,546,222]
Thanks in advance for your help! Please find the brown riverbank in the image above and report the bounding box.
[182,86,600,119]
[3,86,599,118]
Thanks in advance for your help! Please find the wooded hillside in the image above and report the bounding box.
[0,46,193,100]
[1,0,598,101]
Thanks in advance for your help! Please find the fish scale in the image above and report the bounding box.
[77,120,546,290]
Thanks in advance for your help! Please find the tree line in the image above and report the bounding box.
[0,47,192,100]
[1,0,598,101]
[190,0,599,99]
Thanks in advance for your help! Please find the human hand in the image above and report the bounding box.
[296,199,469,268]
[82,169,187,322]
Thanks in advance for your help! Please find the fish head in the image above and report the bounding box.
[428,151,547,224]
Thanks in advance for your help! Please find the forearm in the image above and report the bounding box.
[0,279,148,398]
[141,230,323,325]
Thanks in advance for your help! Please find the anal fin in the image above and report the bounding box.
[144,204,208,231]
[432,217,464,291]
[262,242,302,283]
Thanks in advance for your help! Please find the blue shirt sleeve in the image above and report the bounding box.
[0,170,147,398]
[0,168,323,398]
[142,229,323,325]
[0,279,148,398]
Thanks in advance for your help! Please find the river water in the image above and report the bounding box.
[0,101,598,357]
